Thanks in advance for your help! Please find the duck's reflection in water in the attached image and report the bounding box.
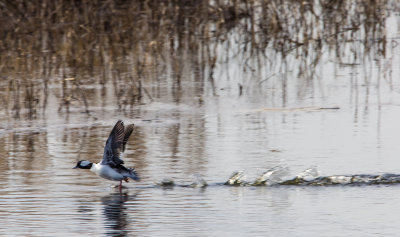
[101,190,138,236]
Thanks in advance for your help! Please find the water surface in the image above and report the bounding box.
[2,1,400,236]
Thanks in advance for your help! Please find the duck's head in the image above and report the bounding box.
[73,160,93,169]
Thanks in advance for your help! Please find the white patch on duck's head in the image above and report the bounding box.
[80,160,91,166]
[73,160,93,169]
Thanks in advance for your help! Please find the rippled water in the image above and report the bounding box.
[2,81,400,236]
[3,12,400,236]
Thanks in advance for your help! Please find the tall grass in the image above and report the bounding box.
[0,0,393,118]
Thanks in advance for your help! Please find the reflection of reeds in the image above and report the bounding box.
[0,0,393,117]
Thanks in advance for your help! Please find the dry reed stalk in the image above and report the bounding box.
[0,0,393,117]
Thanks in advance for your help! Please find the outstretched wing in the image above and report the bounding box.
[122,124,134,153]
[101,120,134,166]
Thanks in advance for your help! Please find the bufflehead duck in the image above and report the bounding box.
[74,120,140,190]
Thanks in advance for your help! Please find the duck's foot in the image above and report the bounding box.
[111,180,128,191]
[112,181,124,188]
[112,184,124,188]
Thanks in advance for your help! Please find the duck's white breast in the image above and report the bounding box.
[91,163,124,181]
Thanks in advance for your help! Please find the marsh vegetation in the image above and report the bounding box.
[0,0,396,118]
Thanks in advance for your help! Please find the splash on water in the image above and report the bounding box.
[224,167,400,187]
[224,171,246,186]
[188,175,208,188]
[155,167,400,188]
[253,166,290,186]
[280,171,400,186]
[224,166,290,186]
[155,178,175,187]
[155,175,208,188]
[295,166,320,181]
